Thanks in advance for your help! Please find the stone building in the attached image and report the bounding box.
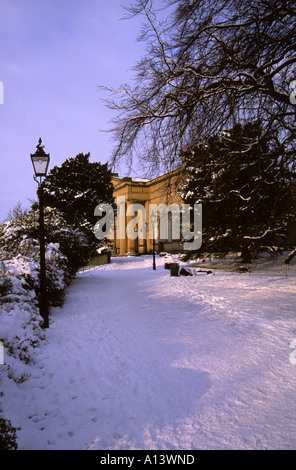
[111,168,184,255]
[108,169,295,257]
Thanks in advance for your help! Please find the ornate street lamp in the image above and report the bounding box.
[31,138,50,178]
[30,138,50,328]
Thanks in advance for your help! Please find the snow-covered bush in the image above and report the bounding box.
[43,209,91,274]
[0,255,45,365]
[0,204,91,274]
[0,387,19,450]
[44,242,69,306]
[0,240,72,359]
[0,272,12,298]
[0,203,94,375]
[0,415,18,450]
[0,240,69,308]
[0,205,81,370]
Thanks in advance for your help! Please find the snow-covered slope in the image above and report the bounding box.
[1,254,296,450]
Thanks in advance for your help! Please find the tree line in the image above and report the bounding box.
[101,0,296,259]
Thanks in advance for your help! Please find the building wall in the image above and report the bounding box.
[110,171,296,256]
[111,169,184,255]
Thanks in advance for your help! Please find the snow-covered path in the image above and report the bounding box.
[2,255,296,449]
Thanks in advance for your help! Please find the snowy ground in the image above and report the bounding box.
[1,254,296,450]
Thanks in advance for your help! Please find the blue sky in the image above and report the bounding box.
[0,0,156,221]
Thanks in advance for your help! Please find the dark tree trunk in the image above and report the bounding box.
[284,248,296,264]
[241,244,252,263]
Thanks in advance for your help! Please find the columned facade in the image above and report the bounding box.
[111,169,184,255]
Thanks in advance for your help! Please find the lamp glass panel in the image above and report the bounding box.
[31,155,49,176]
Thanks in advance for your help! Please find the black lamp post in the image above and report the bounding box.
[30,138,50,329]
[150,212,156,270]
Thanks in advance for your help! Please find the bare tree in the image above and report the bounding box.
[101,0,296,174]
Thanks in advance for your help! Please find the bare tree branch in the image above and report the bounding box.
[100,0,296,173]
